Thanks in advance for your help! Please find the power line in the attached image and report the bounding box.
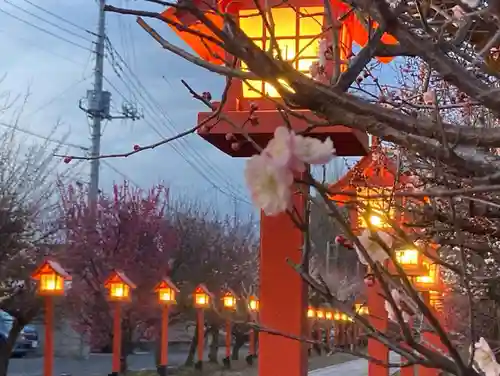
[0,121,88,151]
[5,0,94,43]
[24,75,91,119]
[104,39,251,204]
[20,0,97,37]
[102,160,140,187]
[0,7,94,53]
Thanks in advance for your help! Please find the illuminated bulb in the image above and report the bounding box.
[369,215,383,227]
[160,292,172,301]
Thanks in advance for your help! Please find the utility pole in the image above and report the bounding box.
[88,0,106,205]
[80,0,140,204]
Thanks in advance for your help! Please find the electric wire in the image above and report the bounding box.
[0,7,94,53]
[104,38,251,204]
[0,121,88,151]
[102,160,140,187]
[5,0,94,43]
[20,0,97,37]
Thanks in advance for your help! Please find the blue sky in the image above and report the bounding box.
[0,0,354,216]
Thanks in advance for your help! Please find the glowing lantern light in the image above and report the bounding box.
[307,306,316,319]
[325,311,333,320]
[355,304,369,315]
[334,312,341,321]
[248,295,259,312]
[328,151,410,235]
[222,289,238,311]
[154,277,179,305]
[104,270,136,302]
[316,309,325,320]
[31,260,71,296]
[194,284,212,309]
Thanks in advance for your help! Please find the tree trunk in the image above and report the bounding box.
[0,320,23,376]
[208,325,219,363]
[120,326,134,374]
[184,329,197,366]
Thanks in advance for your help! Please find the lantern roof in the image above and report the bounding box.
[104,270,137,289]
[328,149,409,193]
[153,277,180,293]
[159,0,397,65]
[223,288,238,298]
[194,283,213,297]
[31,259,71,281]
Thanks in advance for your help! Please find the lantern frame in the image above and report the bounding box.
[193,284,213,309]
[307,306,316,319]
[154,277,180,305]
[325,311,333,320]
[316,308,325,320]
[104,270,136,302]
[248,295,260,313]
[31,259,71,296]
[328,150,410,235]
[222,289,238,311]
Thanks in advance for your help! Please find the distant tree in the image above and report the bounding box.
[58,182,177,373]
[164,200,258,365]
[0,124,77,376]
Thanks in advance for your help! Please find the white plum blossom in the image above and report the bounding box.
[354,229,393,265]
[384,289,413,323]
[244,153,293,216]
[460,0,480,8]
[471,337,500,376]
[245,126,335,215]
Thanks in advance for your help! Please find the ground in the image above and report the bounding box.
[7,348,356,376]
[130,353,357,376]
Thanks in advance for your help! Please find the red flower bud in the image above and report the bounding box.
[63,156,72,164]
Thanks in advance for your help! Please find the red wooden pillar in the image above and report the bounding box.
[259,178,308,376]
[418,293,445,376]
[368,281,389,376]
[400,322,414,376]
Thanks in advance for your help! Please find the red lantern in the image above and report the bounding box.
[31,259,71,296]
[104,270,136,302]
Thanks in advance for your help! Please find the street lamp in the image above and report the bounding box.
[154,278,179,376]
[221,289,238,368]
[193,284,213,370]
[31,260,71,376]
[104,270,136,376]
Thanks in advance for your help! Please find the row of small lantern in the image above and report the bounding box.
[32,259,375,376]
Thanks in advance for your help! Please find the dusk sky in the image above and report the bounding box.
[0,0,352,215]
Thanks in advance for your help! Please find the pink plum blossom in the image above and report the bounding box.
[263,126,295,168]
[244,153,293,215]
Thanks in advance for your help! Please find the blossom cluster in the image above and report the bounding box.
[244,126,335,215]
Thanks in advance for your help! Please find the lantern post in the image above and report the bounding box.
[328,149,416,375]
[193,284,212,370]
[154,278,179,376]
[103,270,136,376]
[221,289,238,368]
[31,260,71,376]
[247,295,259,365]
[324,310,333,350]
[315,308,325,354]
[413,258,446,376]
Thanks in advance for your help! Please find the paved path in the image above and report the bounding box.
[309,352,400,376]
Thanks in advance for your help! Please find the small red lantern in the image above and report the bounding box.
[104,270,136,302]
[31,260,71,296]
[154,277,179,305]
[307,306,316,319]
[248,295,259,313]
[222,289,238,311]
[193,284,213,309]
